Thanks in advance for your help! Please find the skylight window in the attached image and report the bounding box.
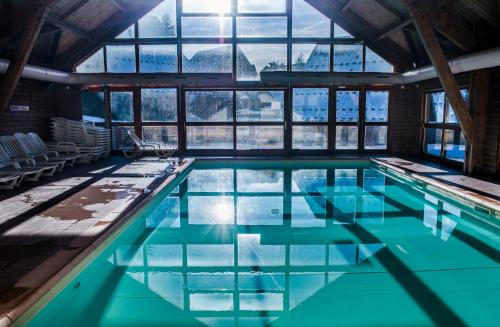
[292,0,330,38]
[238,0,286,13]
[182,0,231,14]
[116,25,135,39]
[138,0,177,38]
[76,49,104,73]
[334,23,354,38]
[237,17,287,38]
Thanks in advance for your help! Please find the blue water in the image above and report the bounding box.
[23,160,499,327]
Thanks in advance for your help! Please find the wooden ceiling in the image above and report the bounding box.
[0,0,499,71]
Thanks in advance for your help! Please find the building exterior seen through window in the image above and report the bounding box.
[78,0,393,154]
[423,89,469,163]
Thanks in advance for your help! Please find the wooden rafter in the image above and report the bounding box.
[376,18,412,40]
[415,0,476,51]
[341,0,356,12]
[4,0,94,41]
[0,0,57,111]
[402,0,473,141]
[306,0,413,70]
[46,14,93,40]
[56,0,162,69]
[468,70,490,173]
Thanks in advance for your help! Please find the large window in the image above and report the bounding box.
[76,1,392,76]
[364,91,389,150]
[336,90,359,150]
[76,0,394,154]
[423,89,469,163]
[293,88,329,150]
[82,91,105,124]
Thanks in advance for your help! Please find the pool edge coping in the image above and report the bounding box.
[2,158,196,327]
[371,158,500,217]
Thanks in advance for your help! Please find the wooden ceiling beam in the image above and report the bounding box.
[306,0,413,70]
[110,0,127,12]
[0,0,57,111]
[341,0,356,12]
[376,18,413,40]
[413,0,476,51]
[402,0,473,142]
[46,14,93,40]
[56,0,162,69]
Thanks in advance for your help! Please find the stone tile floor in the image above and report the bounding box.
[372,157,500,212]
[0,156,181,321]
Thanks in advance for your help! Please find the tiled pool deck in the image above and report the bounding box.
[0,156,498,326]
[0,157,193,326]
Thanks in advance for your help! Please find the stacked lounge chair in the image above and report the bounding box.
[50,118,111,163]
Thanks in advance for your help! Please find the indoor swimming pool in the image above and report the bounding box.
[21,160,500,327]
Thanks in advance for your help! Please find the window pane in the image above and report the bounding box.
[182,0,231,13]
[111,92,134,122]
[182,17,232,38]
[365,48,393,73]
[116,24,135,39]
[76,49,104,73]
[112,126,134,150]
[334,45,363,72]
[444,130,466,162]
[293,88,328,122]
[446,89,469,124]
[334,23,353,38]
[336,126,358,150]
[106,45,136,73]
[187,126,233,149]
[292,0,330,38]
[142,88,177,122]
[238,0,286,13]
[237,126,284,149]
[139,44,177,73]
[142,126,178,148]
[82,91,105,124]
[336,91,359,122]
[364,126,387,150]
[237,44,287,81]
[236,91,284,122]
[182,44,232,73]
[424,128,442,157]
[366,91,389,122]
[292,44,330,72]
[426,92,445,123]
[237,17,287,38]
[138,0,177,38]
[186,91,233,122]
[293,126,328,150]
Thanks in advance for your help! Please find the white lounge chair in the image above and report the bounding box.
[25,132,81,167]
[121,129,176,159]
[0,143,44,187]
[0,135,59,176]
[14,133,66,172]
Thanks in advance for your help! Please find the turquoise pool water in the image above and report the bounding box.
[23,161,499,327]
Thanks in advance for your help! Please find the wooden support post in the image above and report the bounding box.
[0,0,54,111]
[402,0,474,143]
[467,70,490,174]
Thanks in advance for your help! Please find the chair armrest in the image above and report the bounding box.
[45,151,60,158]
[0,161,21,169]
[32,153,50,161]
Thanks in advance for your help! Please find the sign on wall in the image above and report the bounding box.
[10,105,30,112]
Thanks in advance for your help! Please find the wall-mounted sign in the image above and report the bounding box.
[10,105,30,112]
